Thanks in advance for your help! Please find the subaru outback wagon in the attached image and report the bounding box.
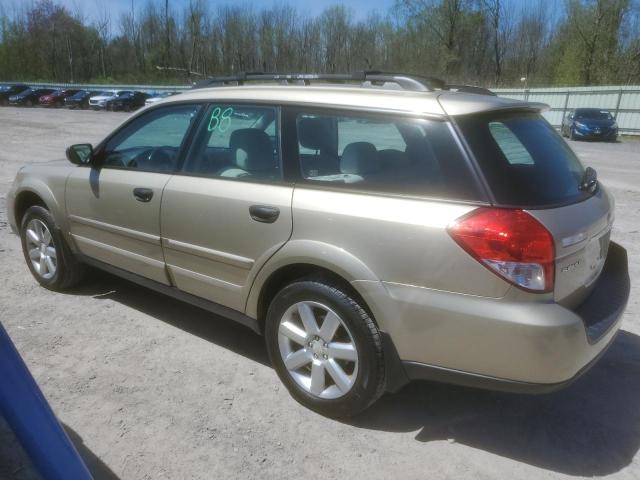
[7,72,630,417]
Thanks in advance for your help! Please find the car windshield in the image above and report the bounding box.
[17,88,33,95]
[457,112,592,207]
[575,109,612,120]
[97,91,113,96]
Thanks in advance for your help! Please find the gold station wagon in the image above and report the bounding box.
[7,72,630,417]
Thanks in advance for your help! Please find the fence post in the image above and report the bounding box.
[562,91,571,121]
[614,89,623,120]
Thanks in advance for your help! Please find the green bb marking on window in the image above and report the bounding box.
[208,106,234,132]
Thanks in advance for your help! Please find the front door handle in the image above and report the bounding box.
[133,187,154,202]
[249,205,280,223]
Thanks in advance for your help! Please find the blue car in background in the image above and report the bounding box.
[561,108,618,141]
[0,322,92,480]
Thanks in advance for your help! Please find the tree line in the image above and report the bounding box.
[0,0,638,87]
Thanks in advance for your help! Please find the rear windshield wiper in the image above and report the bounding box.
[579,166,598,192]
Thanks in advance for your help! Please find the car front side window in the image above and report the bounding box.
[101,104,201,173]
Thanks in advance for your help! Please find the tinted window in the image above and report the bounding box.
[102,104,201,172]
[294,111,481,200]
[182,104,280,180]
[457,112,589,207]
[574,109,612,120]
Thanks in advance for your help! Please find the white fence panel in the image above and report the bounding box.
[495,86,640,134]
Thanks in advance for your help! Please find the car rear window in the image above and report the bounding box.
[456,112,591,207]
[293,110,483,201]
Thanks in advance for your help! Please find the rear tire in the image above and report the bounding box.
[20,206,85,291]
[265,279,385,418]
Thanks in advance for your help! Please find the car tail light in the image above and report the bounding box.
[447,208,555,292]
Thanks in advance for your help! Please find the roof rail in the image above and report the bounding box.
[444,84,496,96]
[192,71,447,92]
[191,71,494,96]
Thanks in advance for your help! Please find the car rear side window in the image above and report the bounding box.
[293,110,482,201]
[182,104,281,181]
[457,112,589,207]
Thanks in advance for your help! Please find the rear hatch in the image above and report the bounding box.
[455,110,612,307]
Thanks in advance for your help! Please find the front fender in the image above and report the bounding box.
[9,164,73,245]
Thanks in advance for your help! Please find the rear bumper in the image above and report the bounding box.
[376,242,629,390]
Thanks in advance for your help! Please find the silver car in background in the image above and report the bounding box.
[7,72,630,417]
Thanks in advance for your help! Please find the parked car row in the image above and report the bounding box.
[0,83,182,112]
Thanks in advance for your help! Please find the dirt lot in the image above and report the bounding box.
[0,106,639,480]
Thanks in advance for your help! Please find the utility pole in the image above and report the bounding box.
[165,0,170,76]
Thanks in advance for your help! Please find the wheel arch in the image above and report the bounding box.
[247,240,409,393]
[254,263,373,334]
[14,189,50,226]
[246,240,384,330]
[11,181,70,243]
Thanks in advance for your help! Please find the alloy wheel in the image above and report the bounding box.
[278,301,358,399]
[25,219,57,280]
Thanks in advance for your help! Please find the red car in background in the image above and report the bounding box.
[39,89,80,107]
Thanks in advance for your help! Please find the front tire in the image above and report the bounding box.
[265,280,385,418]
[20,206,85,290]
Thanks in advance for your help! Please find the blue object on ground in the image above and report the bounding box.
[0,322,92,480]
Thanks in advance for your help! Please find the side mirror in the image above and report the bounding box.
[66,144,93,165]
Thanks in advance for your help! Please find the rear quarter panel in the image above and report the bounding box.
[248,187,513,332]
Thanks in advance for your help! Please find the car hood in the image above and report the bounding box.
[575,118,615,127]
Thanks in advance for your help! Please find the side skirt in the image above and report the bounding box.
[78,254,261,334]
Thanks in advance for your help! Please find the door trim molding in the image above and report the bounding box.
[69,214,161,245]
[162,237,254,270]
[167,264,243,291]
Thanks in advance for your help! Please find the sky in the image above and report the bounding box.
[50,0,398,22]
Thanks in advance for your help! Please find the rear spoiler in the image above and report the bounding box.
[437,92,550,116]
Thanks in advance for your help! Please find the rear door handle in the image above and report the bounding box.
[133,187,154,202]
[249,205,280,223]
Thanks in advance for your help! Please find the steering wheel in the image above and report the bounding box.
[147,147,175,171]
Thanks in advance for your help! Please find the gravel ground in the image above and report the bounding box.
[0,106,639,480]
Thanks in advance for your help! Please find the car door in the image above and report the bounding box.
[66,103,202,284]
[160,104,293,312]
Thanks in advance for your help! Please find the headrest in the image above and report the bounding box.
[340,142,381,175]
[229,128,275,172]
[298,116,335,152]
[378,149,413,169]
[405,138,440,177]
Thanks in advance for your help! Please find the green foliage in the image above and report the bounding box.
[0,0,638,86]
